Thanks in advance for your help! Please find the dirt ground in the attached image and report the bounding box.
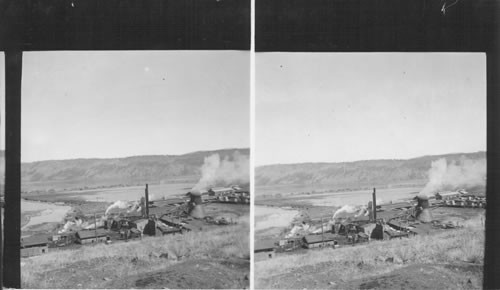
[34,255,248,289]
[354,263,482,289]
[257,262,482,289]
[125,258,249,289]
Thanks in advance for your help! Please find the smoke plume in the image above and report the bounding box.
[332,205,368,220]
[191,151,249,192]
[58,218,83,234]
[83,220,105,230]
[105,200,142,215]
[419,157,486,195]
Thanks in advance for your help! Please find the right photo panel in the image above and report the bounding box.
[254,53,486,289]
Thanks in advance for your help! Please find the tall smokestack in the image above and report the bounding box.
[145,184,149,218]
[372,188,377,221]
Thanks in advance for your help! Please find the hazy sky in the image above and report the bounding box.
[20,51,249,162]
[256,53,486,166]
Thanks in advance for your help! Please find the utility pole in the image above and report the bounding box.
[321,216,324,247]
[145,184,149,218]
[94,213,97,242]
[372,188,377,221]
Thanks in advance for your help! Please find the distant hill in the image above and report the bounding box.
[20,148,249,192]
[255,151,486,191]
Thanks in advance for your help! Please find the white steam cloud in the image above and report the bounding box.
[419,157,486,195]
[332,204,369,220]
[105,200,141,216]
[58,218,83,234]
[191,151,249,193]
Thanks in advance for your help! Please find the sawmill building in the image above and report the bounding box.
[21,235,49,257]
[76,229,109,244]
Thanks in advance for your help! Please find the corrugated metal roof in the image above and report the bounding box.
[303,233,338,244]
[77,229,108,239]
[255,239,276,251]
[21,235,49,247]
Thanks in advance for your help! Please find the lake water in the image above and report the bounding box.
[298,187,421,207]
[21,199,71,230]
[256,186,421,208]
[64,183,194,202]
[255,205,300,231]
[254,187,421,234]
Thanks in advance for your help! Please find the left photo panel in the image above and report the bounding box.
[14,50,250,288]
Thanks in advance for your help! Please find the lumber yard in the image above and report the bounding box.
[255,187,483,259]
[21,183,249,257]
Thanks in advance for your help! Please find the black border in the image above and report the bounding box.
[255,0,496,52]
[3,51,22,289]
[1,0,251,51]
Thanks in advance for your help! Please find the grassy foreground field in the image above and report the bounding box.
[255,214,484,289]
[22,221,249,289]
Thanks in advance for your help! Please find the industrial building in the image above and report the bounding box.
[118,228,142,240]
[21,235,49,257]
[156,222,182,235]
[76,229,109,244]
[50,233,76,247]
[255,239,276,261]
[33,183,247,252]
[208,187,235,196]
[435,191,461,200]
[303,233,339,249]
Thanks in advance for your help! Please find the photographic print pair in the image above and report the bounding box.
[1,0,492,289]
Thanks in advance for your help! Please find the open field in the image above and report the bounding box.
[22,221,250,289]
[255,213,484,289]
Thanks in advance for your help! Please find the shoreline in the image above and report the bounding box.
[21,198,73,234]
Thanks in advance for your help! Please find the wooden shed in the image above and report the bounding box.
[255,239,276,261]
[303,233,339,249]
[21,235,49,257]
[76,229,109,244]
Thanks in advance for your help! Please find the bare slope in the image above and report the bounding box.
[20,148,249,192]
[255,151,485,191]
